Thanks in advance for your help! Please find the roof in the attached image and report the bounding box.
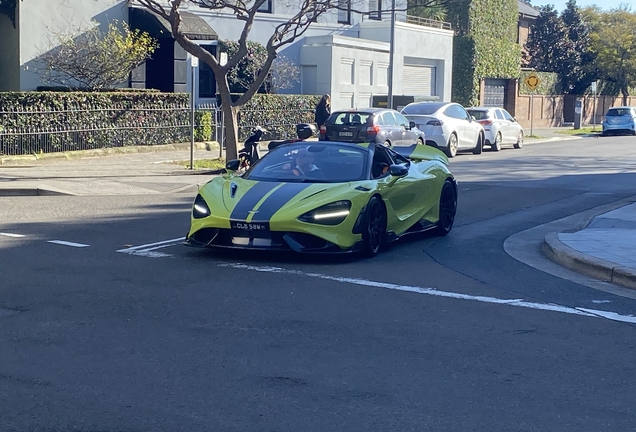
[518,0,540,18]
[129,8,218,40]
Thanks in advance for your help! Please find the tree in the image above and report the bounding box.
[129,0,372,159]
[524,6,576,76]
[588,7,636,105]
[560,0,596,94]
[220,40,299,94]
[35,20,158,90]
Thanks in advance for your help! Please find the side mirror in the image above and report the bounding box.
[225,159,241,172]
[409,121,416,130]
[389,164,408,177]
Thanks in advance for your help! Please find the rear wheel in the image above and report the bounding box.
[492,133,502,151]
[472,133,483,155]
[444,133,458,158]
[362,196,387,257]
[434,180,457,236]
[514,131,524,149]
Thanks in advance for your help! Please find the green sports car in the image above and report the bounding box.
[185,141,457,256]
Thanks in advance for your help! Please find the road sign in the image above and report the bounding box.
[524,73,540,90]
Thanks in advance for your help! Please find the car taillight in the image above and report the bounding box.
[478,120,492,126]
[367,125,381,134]
[319,125,327,134]
[427,120,444,126]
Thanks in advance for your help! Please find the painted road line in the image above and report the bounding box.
[48,240,90,248]
[116,237,184,258]
[218,262,636,324]
[0,233,25,238]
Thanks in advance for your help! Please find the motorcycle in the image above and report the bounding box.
[237,126,266,170]
[267,123,317,151]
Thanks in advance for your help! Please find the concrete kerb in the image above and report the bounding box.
[0,141,221,166]
[543,232,636,290]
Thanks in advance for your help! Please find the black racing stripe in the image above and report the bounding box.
[230,182,280,221]
[251,183,313,223]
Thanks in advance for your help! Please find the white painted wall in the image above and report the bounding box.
[19,0,128,90]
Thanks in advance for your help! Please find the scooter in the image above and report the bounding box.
[237,126,266,170]
[267,123,317,151]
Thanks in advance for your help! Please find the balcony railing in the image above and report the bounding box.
[405,15,452,30]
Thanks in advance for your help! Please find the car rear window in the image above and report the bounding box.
[467,110,490,120]
[327,112,373,125]
[607,108,633,117]
[401,103,444,115]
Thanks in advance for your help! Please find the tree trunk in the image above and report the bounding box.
[216,75,240,160]
[621,86,629,107]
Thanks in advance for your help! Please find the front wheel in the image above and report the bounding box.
[361,196,387,257]
[434,180,457,236]
[514,131,524,149]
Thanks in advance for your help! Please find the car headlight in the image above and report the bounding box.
[299,200,351,225]
[193,194,211,219]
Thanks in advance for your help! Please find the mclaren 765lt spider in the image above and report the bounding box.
[185,141,457,257]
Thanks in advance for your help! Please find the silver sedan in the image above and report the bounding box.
[401,102,484,158]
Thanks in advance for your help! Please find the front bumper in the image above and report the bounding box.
[185,227,362,253]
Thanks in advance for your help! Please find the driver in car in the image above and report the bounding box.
[284,148,325,178]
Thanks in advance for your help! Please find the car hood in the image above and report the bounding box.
[204,177,361,223]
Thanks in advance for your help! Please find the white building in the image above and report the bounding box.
[0,0,454,110]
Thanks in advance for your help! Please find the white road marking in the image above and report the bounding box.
[0,233,25,238]
[218,263,636,324]
[591,300,612,304]
[116,237,183,258]
[47,240,90,248]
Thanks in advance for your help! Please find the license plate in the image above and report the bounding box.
[231,221,269,231]
[339,131,354,137]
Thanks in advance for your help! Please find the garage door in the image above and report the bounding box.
[402,65,436,97]
[483,79,507,107]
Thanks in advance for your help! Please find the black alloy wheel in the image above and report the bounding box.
[362,196,387,257]
[434,180,457,236]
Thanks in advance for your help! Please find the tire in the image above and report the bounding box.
[444,133,458,158]
[514,131,524,149]
[472,133,483,155]
[361,196,387,257]
[434,180,457,236]
[492,133,502,151]
[417,137,424,145]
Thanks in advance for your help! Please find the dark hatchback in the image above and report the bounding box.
[318,108,425,147]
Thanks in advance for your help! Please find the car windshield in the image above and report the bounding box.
[607,108,632,117]
[244,143,369,183]
[467,110,489,120]
[401,103,445,115]
[327,112,373,125]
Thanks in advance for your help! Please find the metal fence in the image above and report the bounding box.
[0,103,314,156]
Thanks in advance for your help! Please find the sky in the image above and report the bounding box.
[530,0,631,12]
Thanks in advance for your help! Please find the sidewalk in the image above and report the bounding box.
[1,128,633,290]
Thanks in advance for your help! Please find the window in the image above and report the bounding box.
[494,110,505,120]
[338,0,351,24]
[198,45,217,98]
[369,0,382,20]
[257,0,272,13]
[394,112,410,129]
[502,110,515,122]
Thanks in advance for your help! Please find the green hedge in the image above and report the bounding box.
[0,91,191,155]
[448,0,520,106]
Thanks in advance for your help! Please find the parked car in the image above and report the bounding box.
[601,106,636,136]
[466,107,524,151]
[319,108,425,147]
[400,102,484,157]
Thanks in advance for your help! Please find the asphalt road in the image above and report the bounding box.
[2,134,636,432]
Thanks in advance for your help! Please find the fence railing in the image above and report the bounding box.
[0,103,316,156]
[405,15,452,30]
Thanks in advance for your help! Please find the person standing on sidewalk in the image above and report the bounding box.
[314,94,331,128]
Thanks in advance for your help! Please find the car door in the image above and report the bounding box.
[501,109,520,142]
[394,111,417,145]
[494,109,508,143]
[455,105,479,148]
[380,111,400,145]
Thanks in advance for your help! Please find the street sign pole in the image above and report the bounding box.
[591,81,597,131]
[524,73,540,137]
[190,55,199,170]
[530,91,534,137]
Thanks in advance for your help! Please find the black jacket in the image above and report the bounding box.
[315,102,330,127]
